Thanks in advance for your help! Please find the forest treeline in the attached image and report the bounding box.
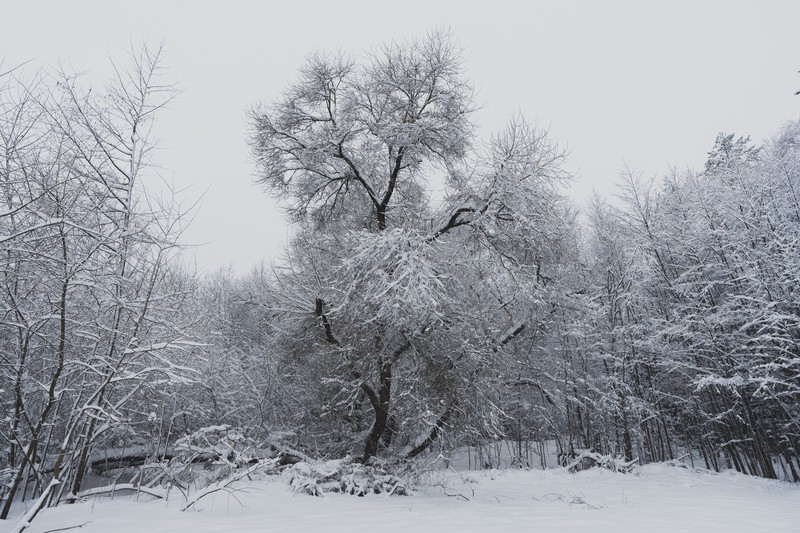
[2,35,799,516]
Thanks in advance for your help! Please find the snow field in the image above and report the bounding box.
[3,464,798,533]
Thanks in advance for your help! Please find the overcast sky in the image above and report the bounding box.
[3,1,799,272]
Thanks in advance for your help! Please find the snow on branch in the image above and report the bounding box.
[341,228,447,328]
[495,320,526,350]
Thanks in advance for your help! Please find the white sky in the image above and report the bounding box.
[3,0,799,272]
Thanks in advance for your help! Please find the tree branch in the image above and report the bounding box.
[314,298,340,346]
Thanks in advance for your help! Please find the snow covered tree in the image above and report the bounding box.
[573,126,800,480]
[249,32,571,462]
[0,46,196,516]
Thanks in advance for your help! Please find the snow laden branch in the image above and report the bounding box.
[340,228,446,330]
[430,117,571,251]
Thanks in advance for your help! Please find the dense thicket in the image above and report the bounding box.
[0,47,196,516]
[2,37,798,521]
[506,129,800,480]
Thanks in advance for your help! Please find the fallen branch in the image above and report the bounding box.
[10,478,60,533]
[63,483,167,501]
[181,459,276,511]
[43,522,92,532]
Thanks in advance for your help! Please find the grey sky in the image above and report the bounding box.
[3,0,799,272]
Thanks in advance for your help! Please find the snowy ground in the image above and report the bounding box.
[3,464,798,533]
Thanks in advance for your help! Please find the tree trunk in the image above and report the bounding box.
[363,359,392,462]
